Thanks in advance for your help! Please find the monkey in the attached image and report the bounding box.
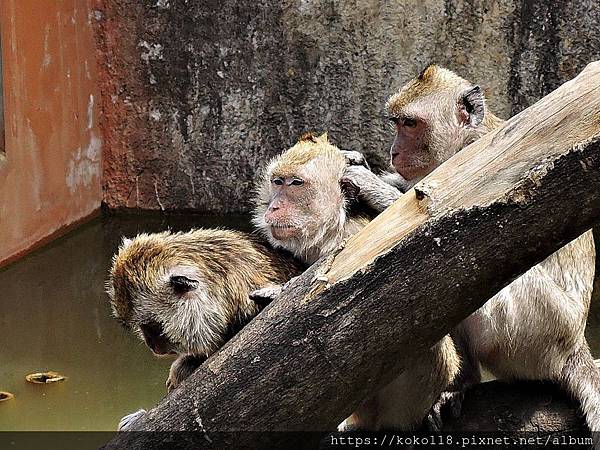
[252,132,462,431]
[342,65,600,433]
[107,228,303,429]
[252,132,372,265]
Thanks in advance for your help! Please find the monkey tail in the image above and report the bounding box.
[560,345,600,445]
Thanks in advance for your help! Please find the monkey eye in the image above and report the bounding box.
[289,178,304,186]
[272,177,284,186]
[403,117,417,128]
[388,116,400,125]
[169,275,199,294]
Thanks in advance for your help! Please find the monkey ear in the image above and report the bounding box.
[459,85,485,127]
[418,64,438,81]
[340,177,360,202]
[169,275,199,294]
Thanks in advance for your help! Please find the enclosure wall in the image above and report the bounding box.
[0,0,102,267]
[93,0,600,213]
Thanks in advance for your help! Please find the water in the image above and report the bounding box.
[0,214,598,432]
[0,213,252,431]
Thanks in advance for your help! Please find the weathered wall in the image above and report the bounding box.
[92,0,600,213]
[0,36,4,154]
[0,0,102,266]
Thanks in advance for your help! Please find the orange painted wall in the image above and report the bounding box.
[0,0,102,266]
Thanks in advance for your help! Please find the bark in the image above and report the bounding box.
[104,62,600,449]
[442,381,587,433]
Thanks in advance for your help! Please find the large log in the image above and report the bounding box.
[442,381,587,433]
[105,62,600,449]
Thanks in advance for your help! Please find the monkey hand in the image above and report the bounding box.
[250,277,301,307]
[166,354,205,393]
[425,390,464,432]
[340,150,370,170]
[249,284,284,307]
[118,409,147,431]
[342,165,402,212]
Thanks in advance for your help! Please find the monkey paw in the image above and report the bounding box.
[167,355,205,393]
[118,409,147,431]
[249,285,283,307]
[425,390,464,432]
[340,150,370,170]
[341,165,377,193]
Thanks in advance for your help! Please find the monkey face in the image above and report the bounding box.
[385,65,488,181]
[253,133,356,263]
[138,319,177,355]
[107,233,241,358]
[388,115,436,180]
[260,159,346,251]
[264,175,309,240]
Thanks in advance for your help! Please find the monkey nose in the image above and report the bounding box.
[140,320,173,355]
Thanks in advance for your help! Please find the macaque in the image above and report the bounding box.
[253,132,371,265]
[344,65,600,433]
[253,132,461,430]
[107,228,303,429]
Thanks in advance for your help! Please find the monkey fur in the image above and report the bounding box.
[252,132,461,431]
[107,228,303,429]
[344,65,600,434]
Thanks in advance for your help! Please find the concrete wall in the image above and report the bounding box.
[93,0,600,213]
[0,0,102,266]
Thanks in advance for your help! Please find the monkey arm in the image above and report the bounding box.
[167,354,206,393]
[380,172,412,193]
[249,277,300,307]
[249,285,283,306]
[342,165,403,213]
[340,150,371,170]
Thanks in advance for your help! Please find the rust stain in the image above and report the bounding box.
[0,0,102,265]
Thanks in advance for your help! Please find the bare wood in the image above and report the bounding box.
[104,62,600,449]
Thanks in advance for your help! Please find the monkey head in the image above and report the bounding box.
[107,229,264,358]
[386,65,500,181]
[253,133,364,263]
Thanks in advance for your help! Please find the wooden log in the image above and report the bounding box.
[442,381,587,433]
[104,61,600,449]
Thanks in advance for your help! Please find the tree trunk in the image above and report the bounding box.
[442,380,587,433]
[104,61,600,449]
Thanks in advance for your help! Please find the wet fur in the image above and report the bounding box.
[108,228,303,357]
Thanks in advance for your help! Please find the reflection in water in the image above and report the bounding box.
[0,214,251,431]
[0,214,598,431]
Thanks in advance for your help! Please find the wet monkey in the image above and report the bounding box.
[107,229,303,429]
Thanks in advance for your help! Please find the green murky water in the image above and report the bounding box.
[0,213,252,431]
[0,214,598,431]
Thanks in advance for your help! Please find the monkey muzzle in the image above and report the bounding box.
[269,224,299,240]
[139,320,176,355]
